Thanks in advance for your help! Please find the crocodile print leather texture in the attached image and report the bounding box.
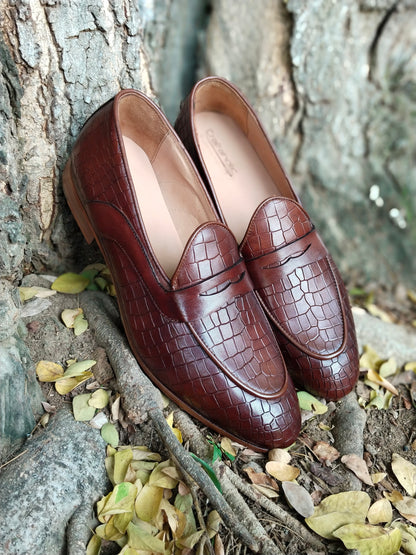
[63,89,301,452]
[174,77,359,400]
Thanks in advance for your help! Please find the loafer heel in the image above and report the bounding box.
[62,161,96,245]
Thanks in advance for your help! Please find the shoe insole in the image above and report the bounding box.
[123,135,199,278]
[195,111,278,243]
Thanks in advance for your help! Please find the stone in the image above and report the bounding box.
[0,334,43,462]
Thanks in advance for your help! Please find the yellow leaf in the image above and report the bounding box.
[51,272,90,294]
[89,388,110,409]
[98,482,137,520]
[366,368,398,396]
[19,286,56,302]
[371,472,387,484]
[126,521,167,552]
[206,510,222,539]
[378,357,397,378]
[391,453,416,496]
[36,360,64,382]
[86,533,101,555]
[393,496,416,523]
[113,449,133,484]
[61,308,83,328]
[297,391,328,414]
[149,460,180,489]
[102,516,125,541]
[405,361,416,372]
[407,290,416,305]
[265,461,300,481]
[55,372,93,394]
[220,437,236,458]
[135,483,164,522]
[367,499,393,524]
[391,521,416,555]
[333,523,401,555]
[360,344,383,370]
[113,511,132,534]
[166,411,183,443]
[159,498,187,538]
[305,491,371,539]
[366,303,393,323]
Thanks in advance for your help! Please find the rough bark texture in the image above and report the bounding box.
[203,0,416,287]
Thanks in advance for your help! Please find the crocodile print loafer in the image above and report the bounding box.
[175,76,359,400]
[63,88,301,451]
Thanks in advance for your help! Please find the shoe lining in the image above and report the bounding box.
[123,135,202,278]
[195,111,278,243]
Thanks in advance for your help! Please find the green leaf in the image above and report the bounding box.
[74,312,88,336]
[190,453,222,493]
[73,393,96,421]
[297,391,327,415]
[51,272,90,294]
[63,359,96,377]
[333,524,401,555]
[101,423,119,448]
[134,483,164,522]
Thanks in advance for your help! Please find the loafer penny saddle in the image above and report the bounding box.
[175,76,359,400]
[63,89,301,452]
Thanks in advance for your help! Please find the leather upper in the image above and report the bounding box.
[175,77,359,400]
[67,89,301,450]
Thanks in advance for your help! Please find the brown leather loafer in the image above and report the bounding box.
[175,76,359,400]
[63,89,301,451]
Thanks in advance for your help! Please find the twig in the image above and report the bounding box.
[0,449,28,470]
[81,291,259,552]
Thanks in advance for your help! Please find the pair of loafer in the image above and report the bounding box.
[63,76,359,452]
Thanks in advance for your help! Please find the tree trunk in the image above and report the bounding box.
[203,0,416,288]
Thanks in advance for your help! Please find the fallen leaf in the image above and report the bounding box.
[243,467,279,492]
[55,372,94,394]
[313,441,340,465]
[282,481,314,517]
[405,362,416,373]
[159,498,187,538]
[297,391,328,415]
[360,344,383,370]
[62,359,96,377]
[268,448,291,464]
[101,422,119,448]
[74,312,88,336]
[166,411,182,443]
[407,290,416,305]
[366,303,394,323]
[367,498,393,524]
[206,510,222,539]
[149,460,180,489]
[36,360,64,382]
[111,394,121,421]
[391,453,416,496]
[21,297,52,318]
[89,389,110,409]
[86,533,101,555]
[371,472,387,484]
[383,490,404,503]
[266,460,300,481]
[135,483,164,522]
[333,523,401,555]
[220,436,236,460]
[393,496,416,524]
[61,308,83,328]
[98,481,137,521]
[41,401,56,413]
[73,393,96,421]
[214,533,225,555]
[19,286,56,302]
[309,461,343,486]
[305,491,371,539]
[341,454,373,486]
[51,272,90,294]
[366,368,399,396]
[126,521,167,552]
[379,357,397,378]
[391,521,416,555]
[251,484,280,498]
[113,449,133,484]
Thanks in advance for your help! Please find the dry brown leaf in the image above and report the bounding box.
[383,490,403,503]
[313,441,340,465]
[282,481,314,517]
[393,496,416,524]
[243,467,279,491]
[266,461,300,481]
[366,368,399,396]
[341,454,373,486]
